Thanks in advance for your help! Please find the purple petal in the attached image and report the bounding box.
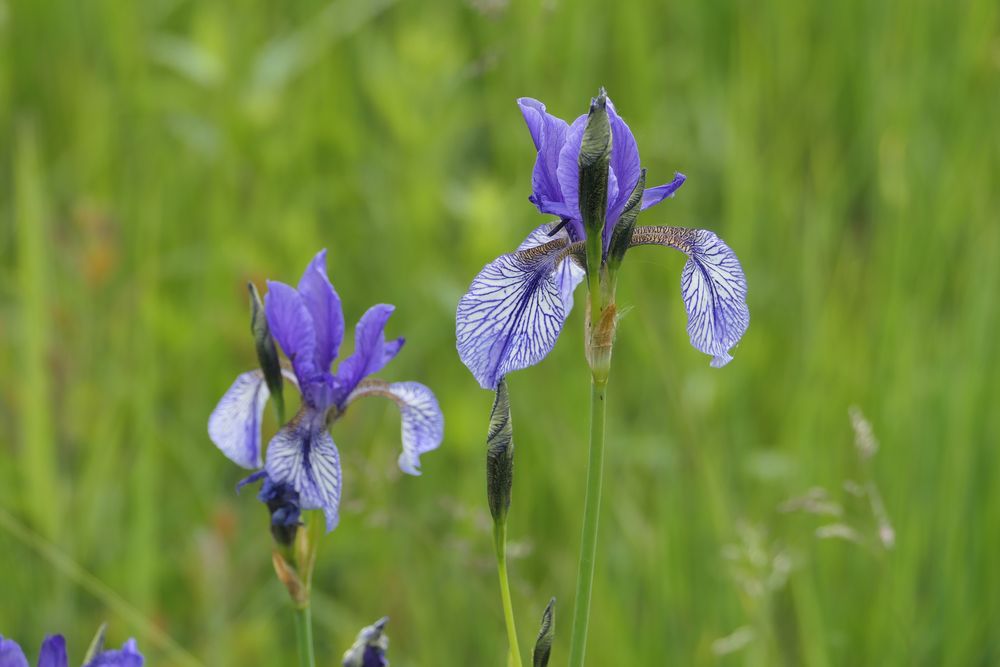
[347,381,444,475]
[265,281,317,383]
[678,230,749,366]
[265,410,342,532]
[36,636,67,667]
[297,249,345,371]
[555,114,588,224]
[518,98,570,217]
[208,370,269,469]
[85,639,143,667]
[335,305,404,397]
[604,97,642,237]
[456,224,585,389]
[0,636,28,667]
[641,173,686,211]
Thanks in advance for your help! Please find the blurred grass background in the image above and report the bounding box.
[2,0,999,664]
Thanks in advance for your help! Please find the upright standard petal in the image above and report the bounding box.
[347,380,444,475]
[0,636,28,667]
[85,639,143,667]
[640,173,686,211]
[297,249,345,371]
[265,410,343,532]
[518,98,571,219]
[605,98,642,232]
[555,114,588,235]
[631,226,749,366]
[36,635,67,667]
[456,224,585,389]
[265,281,317,382]
[335,305,404,398]
[208,370,269,469]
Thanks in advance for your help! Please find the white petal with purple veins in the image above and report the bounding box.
[265,413,342,532]
[348,380,444,475]
[208,370,269,469]
[679,230,749,366]
[456,224,585,389]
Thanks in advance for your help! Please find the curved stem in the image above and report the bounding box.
[294,605,316,667]
[568,377,608,667]
[494,521,524,667]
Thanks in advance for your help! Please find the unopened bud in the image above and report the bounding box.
[486,379,514,524]
[533,598,555,667]
[250,282,285,422]
[578,89,612,247]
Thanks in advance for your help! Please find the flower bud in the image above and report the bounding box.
[578,90,612,252]
[606,169,646,273]
[486,379,515,524]
[342,617,390,667]
[249,282,285,422]
[532,598,555,667]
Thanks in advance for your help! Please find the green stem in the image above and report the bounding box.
[294,605,316,667]
[568,376,608,667]
[494,521,524,667]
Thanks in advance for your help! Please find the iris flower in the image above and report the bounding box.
[0,635,142,667]
[209,250,444,531]
[341,617,389,667]
[456,95,749,389]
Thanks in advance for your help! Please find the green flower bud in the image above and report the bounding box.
[533,598,556,667]
[578,89,612,255]
[486,378,514,524]
[249,282,285,423]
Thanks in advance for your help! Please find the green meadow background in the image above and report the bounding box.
[2,0,998,664]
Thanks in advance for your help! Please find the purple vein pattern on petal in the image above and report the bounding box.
[641,173,686,211]
[456,224,585,389]
[85,640,144,667]
[297,249,345,371]
[347,381,444,475]
[336,304,404,397]
[605,98,641,235]
[0,636,28,667]
[208,370,268,469]
[678,230,749,367]
[265,281,317,383]
[265,412,342,531]
[36,636,67,667]
[518,98,571,219]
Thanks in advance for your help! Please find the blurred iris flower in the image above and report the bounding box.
[209,250,444,531]
[341,617,389,667]
[0,635,142,667]
[456,95,749,388]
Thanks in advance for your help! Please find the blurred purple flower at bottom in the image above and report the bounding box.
[0,635,142,667]
[342,617,389,667]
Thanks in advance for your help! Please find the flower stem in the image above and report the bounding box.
[494,520,524,667]
[568,375,608,667]
[294,605,316,667]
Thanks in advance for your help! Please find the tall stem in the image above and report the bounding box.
[293,605,316,667]
[568,376,608,667]
[494,521,524,667]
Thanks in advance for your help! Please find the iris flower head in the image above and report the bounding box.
[456,92,750,389]
[209,250,444,532]
[341,617,389,667]
[0,634,142,667]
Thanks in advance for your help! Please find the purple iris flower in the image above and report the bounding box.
[456,95,749,388]
[209,250,444,531]
[0,635,142,667]
[341,617,389,667]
